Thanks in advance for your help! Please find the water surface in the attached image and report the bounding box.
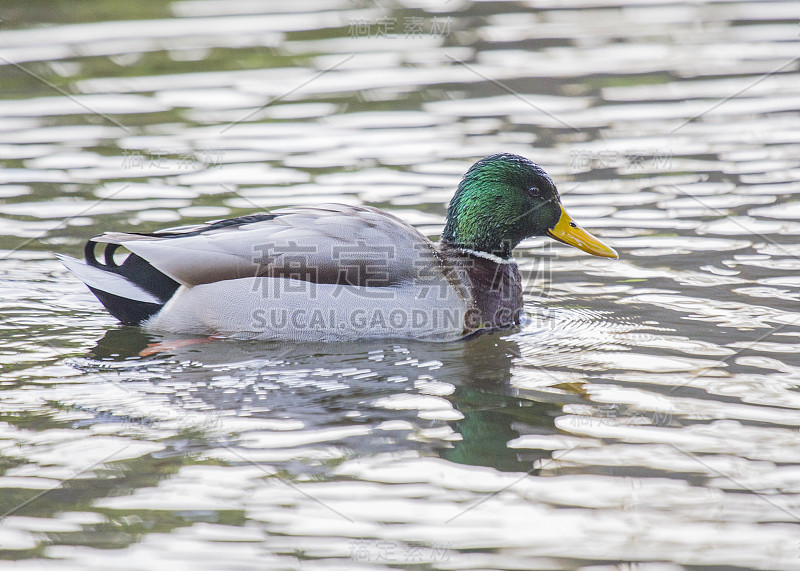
[1,1,800,569]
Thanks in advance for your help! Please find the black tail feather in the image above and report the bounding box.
[83,239,181,325]
[87,286,165,326]
[85,239,181,304]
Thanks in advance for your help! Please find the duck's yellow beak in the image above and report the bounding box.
[547,205,619,259]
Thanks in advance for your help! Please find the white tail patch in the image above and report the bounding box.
[57,254,160,304]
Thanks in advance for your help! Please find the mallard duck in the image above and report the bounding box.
[58,153,617,341]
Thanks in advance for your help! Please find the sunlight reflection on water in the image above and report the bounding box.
[1,0,800,569]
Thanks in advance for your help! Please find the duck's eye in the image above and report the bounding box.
[528,187,541,197]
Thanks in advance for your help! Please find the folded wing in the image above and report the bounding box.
[90,204,441,288]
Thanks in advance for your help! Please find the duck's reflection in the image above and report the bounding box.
[90,328,562,473]
[432,334,561,472]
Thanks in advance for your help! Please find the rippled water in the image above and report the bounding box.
[2,1,800,569]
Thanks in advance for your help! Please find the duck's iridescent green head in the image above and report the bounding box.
[442,153,618,260]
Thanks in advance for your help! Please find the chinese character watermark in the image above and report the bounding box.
[120,148,225,171]
[349,540,451,563]
[348,16,452,39]
[569,405,673,428]
[569,149,673,172]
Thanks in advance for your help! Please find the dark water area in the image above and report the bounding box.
[1,1,799,569]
